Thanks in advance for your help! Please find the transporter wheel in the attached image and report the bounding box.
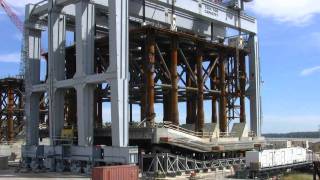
[45,158,56,172]
[21,158,31,169]
[55,159,65,172]
[83,162,93,175]
[30,158,42,172]
[70,161,82,173]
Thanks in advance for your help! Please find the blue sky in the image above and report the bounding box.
[0,0,319,133]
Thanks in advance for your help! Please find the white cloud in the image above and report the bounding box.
[0,52,21,63]
[247,0,320,25]
[300,66,320,76]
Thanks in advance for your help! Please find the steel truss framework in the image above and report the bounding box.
[142,153,245,177]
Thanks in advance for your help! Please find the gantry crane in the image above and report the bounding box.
[0,0,25,75]
[0,0,45,75]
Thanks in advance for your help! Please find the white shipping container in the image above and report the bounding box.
[245,147,307,169]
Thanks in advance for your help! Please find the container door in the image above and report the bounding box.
[281,151,285,166]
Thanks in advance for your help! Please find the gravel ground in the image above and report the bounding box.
[0,167,89,180]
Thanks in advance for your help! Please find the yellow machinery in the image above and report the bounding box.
[61,125,75,140]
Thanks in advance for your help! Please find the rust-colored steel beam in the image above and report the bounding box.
[239,52,246,123]
[170,38,179,125]
[7,88,14,141]
[196,49,204,132]
[140,41,147,122]
[219,57,227,133]
[145,33,156,127]
[211,66,218,124]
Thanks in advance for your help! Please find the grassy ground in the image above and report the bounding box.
[281,173,313,180]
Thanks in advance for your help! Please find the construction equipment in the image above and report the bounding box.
[0,0,25,75]
[0,0,45,75]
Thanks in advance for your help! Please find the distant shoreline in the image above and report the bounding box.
[263,131,320,139]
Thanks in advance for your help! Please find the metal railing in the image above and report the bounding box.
[162,122,213,138]
[158,121,257,138]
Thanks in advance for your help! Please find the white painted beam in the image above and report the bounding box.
[75,0,95,146]
[108,0,129,147]
[24,4,42,146]
[248,34,261,137]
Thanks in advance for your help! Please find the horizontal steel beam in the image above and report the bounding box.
[145,0,257,33]
[29,0,257,35]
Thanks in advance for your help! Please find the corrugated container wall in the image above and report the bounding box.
[245,147,307,169]
[92,165,139,180]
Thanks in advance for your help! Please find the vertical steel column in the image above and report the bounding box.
[219,57,227,133]
[239,52,246,123]
[211,67,218,124]
[196,50,204,132]
[48,1,66,144]
[170,38,179,125]
[7,88,14,141]
[109,0,129,147]
[248,34,261,137]
[75,0,95,146]
[24,4,41,146]
[145,33,155,127]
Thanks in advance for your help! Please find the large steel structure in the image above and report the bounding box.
[22,0,262,173]
[0,77,24,142]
